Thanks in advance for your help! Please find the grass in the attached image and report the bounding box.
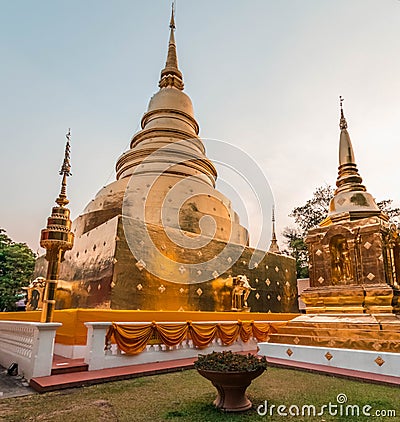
[0,367,398,421]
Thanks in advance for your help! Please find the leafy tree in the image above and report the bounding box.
[282,185,334,278]
[282,228,309,279]
[288,185,334,233]
[0,228,36,311]
[283,185,400,278]
[375,199,400,223]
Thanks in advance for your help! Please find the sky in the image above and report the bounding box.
[1,0,400,253]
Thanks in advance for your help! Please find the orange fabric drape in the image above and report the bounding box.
[155,323,189,347]
[106,320,281,355]
[188,323,218,348]
[252,322,277,342]
[106,323,155,354]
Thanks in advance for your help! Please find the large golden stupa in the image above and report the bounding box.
[34,8,298,313]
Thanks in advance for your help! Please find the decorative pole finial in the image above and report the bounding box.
[40,129,75,322]
[56,129,72,207]
[339,95,348,130]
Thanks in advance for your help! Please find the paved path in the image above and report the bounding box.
[0,367,36,399]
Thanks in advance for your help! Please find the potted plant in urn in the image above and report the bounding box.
[194,351,267,412]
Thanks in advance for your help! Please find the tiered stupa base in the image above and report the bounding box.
[258,313,400,381]
[265,313,400,352]
[301,284,398,314]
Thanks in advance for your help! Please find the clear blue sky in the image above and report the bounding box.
[1,0,400,252]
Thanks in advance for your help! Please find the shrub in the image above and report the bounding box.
[194,351,267,372]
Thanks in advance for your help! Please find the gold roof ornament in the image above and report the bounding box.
[269,206,281,254]
[55,129,72,207]
[40,128,74,255]
[320,97,387,226]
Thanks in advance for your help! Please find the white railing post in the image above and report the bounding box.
[0,321,61,380]
[84,322,112,370]
[30,323,62,379]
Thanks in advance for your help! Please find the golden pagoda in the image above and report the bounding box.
[263,99,400,359]
[302,97,399,314]
[34,7,298,313]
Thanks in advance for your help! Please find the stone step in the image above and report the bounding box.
[51,355,88,375]
[276,325,400,340]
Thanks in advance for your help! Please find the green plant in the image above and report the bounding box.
[0,228,36,311]
[194,351,267,372]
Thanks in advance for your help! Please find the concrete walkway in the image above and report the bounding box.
[0,367,36,399]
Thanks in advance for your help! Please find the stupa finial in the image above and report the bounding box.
[170,1,176,30]
[269,205,281,254]
[159,2,184,90]
[320,98,383,226]
[339,95,348,130]
[272,205,277,240]
[56,129,72,207]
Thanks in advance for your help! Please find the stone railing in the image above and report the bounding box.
[84,321,275,371]
[0,320,61,380]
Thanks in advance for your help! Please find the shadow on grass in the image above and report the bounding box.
[164,402,256,422]
[163,393,399,422]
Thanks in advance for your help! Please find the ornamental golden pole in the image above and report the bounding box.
[40,130,74,323]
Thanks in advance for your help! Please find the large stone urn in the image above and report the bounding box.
[197,368,264,412]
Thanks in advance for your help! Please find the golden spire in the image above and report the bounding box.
[320,98,383,226]
[159,2,184,90]
[336,97,365,194]
[339,95,347,130]
[269,206,281,254]
[56,129,72,207]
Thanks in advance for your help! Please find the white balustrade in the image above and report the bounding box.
[0,320,61,380]
[84,321,271,371]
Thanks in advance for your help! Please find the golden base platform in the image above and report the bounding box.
[267,313,400,353]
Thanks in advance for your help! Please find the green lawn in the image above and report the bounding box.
[0,368,398,421]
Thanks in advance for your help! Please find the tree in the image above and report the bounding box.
[283,185,400,278]
[282,185,334,278]
[282,227,309,279]
[375,199,400,224]
[0,228,36,311]
[288,185,334,233]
